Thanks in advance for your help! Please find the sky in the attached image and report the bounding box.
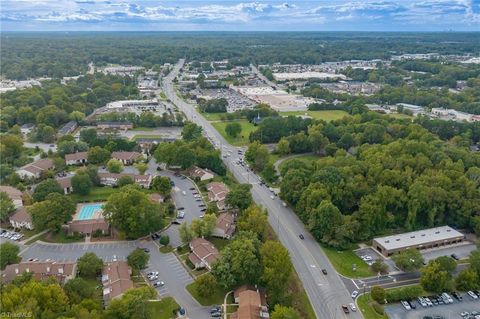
[1,0,479,32]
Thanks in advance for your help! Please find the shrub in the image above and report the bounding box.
[160,235,170,246]
[386,285,424,303]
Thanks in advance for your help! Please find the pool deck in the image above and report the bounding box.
[74,202,105,221]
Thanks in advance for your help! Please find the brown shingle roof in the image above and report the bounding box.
[189,238,219,268]
[111,151,142,161]
[2,261,76,284]
[9,207,31,224]
[216,212,235,237]
[233,287,268,319]
[65,152,88,161]
[56,177,72,189]
[0,186,23,201]
[102,261,133,301]
[20,158,54,174]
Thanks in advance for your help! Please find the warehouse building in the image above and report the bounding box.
[372,226,464,257]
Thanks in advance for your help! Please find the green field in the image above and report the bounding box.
[186,279,229,306]
[211,120,256,146]
[132,134,163,140]
[321,245,374,278]
[147,297,180,319]
[388,113,414,120]
[132,127,156,131]
[357,294,387,319]
[280,110,350,121]
[69,186,118,202]
[278,154,319,172]
[201,112,228,121]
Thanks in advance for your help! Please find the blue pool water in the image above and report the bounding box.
[77,203,103,220]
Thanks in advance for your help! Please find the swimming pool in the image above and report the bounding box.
[77,203,104,220]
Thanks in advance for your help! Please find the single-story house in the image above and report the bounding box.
[56,177,73,194]
[212,212,236,239]
[231,286,269,319]
[207,182,229,210]
[102,261,134,304]
[98,172,152,188]
[189,166,214,181]
[16,158,54,179]
[0,185,23,208]
[2,261,77,284]
[9,207,33,230]
[66,219,110,236]
[65,152,88,165]
[188,238,219,270]
[96,122,133,131]
[111,151,142,165]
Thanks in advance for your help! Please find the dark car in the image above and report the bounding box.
[156,166,162,171]
[210,306,221,314]
[170,181,175,186]
[451,253,459,260]
[201,208,207,212]
[210,313,221,318]
[341,305,349,314]
[452,292,462,301]
[407,300,416,309]
[171,220,181,225]
[299,234,305,240]
[189,187,195,190]
[177,207,184,211]
[322,269,327,275]
[143,248,150,253]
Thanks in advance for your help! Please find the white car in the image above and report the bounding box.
[112,255,117,262]
[270,195,275,199]
[401,300,411,310]
[147,271,159,277]
[349,303,357,312]
[153,281,165,287]
[468,291,478,299]
[361,255,373,261]
[351,291,358,298]
[423,297,433,307]
[148,275,159,281]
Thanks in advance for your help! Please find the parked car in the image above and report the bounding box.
[341,305,349,314]
[147,271,159,277]
[401,300,411,310]
[467,291,478,299]
[407,300,416,309]
[149,275,159,281]
[153,281,164,287]
[210,312,221,318]
[452,292,462,301]
[210,306,221,314]
[417,297,427,307]
[112,255,117,262]
[351,291,359,299]
[349,303,357,312]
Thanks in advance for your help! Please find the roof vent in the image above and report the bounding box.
[396,238,400,241]
[385,240,390,243]
[435,231,440,234]
[446,229,451,232]
[410,236,415,238]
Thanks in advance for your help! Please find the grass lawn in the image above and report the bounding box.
[388,113,414,120]
[69,186,118,202]
[202,112,228,121]
[280,110,350,121]
[147,297,180,319]
[160,246,174,253]
[211,120,256,146]
[357,294,387,319]
[39,231,85,244]
[278,154,319,172]
[132,134,163,140]
[206,237,229,252]
[186,280,228,306]
[132,127,156,131]
[321,245,374,278]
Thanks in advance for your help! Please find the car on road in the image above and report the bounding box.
[177,207,184,210]
[322,269,327,275]
[270,195,275,199]
[451,253,460,260]
[349,303,357,312]
[153,281,165,287]
[341,305,349,314]
[143,248,150,253]
[177,307,186,317]
[299,234,304,240]
[189,187,195,190]
[199,214,205,218]
[351,291,359,299]
[112,255,117,262]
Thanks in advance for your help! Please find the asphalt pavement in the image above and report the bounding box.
[163,59,361,319]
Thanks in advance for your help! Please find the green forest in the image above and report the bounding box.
[2,32,480,79]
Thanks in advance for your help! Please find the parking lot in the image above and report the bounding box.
[385,292,480,319]
[355,247,398,273]
[421,243,477,262]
